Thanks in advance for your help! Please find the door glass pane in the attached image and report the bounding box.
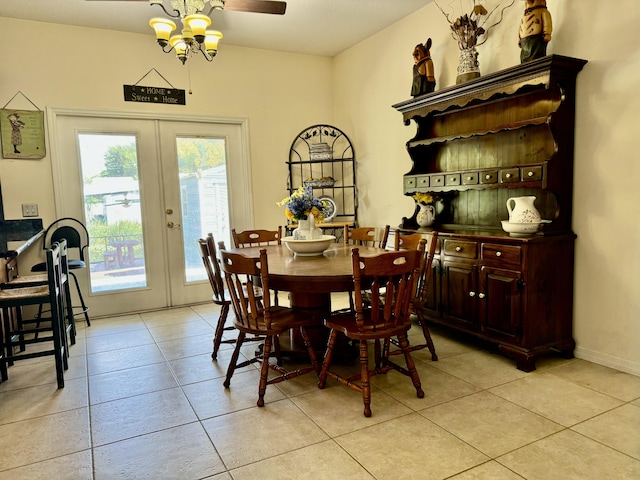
[175,136,229,283]
[78,134,147,293]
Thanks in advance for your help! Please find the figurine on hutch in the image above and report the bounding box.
[518,0,552,63]
[411,38,436,97]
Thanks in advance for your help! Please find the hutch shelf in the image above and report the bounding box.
[393,55,587,371]
[286,125,357,240]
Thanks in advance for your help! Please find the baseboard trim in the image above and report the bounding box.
[575,346,640,377]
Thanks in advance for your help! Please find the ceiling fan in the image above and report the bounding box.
[85,0,287,16]
[86,0,287,64]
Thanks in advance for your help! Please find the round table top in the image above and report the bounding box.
[225,243,386,293]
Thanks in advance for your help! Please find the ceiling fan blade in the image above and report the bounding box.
[85,0,287,14]
[224,0,286,15]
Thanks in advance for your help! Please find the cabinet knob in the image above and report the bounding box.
[496,251,502,257]
[485,174,492,180]
[467,176,473,181]
[527,171,534,177]
[478,293,486,299]
[455,246,462,252]
[469,291,475,297]
[505,173,512,179]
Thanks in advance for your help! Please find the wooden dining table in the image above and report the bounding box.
[223,242,388,360]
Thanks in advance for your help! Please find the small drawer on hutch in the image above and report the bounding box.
[481,243,522,266]
[445,173,461,186]
[443,239,477,259]
[404,176,416,190]
[500,168,520,183]
[462,171,479,185]
[521,165,543,182]
[480,169,498,184]
[416,175,430,188]
[430,174,445,187]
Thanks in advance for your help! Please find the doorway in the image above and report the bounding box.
[49,109,252,317]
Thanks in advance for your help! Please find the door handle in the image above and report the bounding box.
[167,221,181,229]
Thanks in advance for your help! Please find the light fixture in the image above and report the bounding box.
[149,0,225,65]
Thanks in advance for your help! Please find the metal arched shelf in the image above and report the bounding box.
[287,125,357,238]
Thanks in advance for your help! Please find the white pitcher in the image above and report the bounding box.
[416,204,436,227]
[506,196,541,223]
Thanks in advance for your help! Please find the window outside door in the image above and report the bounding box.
[50,110,252,316]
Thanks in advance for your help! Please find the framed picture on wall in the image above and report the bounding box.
[0,108,46,159]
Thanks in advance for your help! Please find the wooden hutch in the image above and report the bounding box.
[393,55,587,371]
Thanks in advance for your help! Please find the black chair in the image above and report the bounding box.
[28,218,90,327]
[0,241,73,388]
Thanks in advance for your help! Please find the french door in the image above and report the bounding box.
[49,109,252,317]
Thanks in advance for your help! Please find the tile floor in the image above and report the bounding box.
[1,296,639,479]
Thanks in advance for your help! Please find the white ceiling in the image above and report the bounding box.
[0,0,433,57]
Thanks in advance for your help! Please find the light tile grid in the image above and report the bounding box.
[0,294,639,479]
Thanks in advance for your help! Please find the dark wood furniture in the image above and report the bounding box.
[344,225,390,249]
[231,227,283,248]
[0,241,72,388]
[198,234,232,360]
[218,248,320,407]
[392,55,587,371]
[391,231,439,361]
[318,246,425,417]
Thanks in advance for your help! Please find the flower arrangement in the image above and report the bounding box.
[413,192,436,205]
[277,186,328,222]
[435,0,515,49]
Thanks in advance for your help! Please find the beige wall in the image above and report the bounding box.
[332,0,640,374]
[1,0,639,374]
[0,16,332,277]
[0,17,333,227]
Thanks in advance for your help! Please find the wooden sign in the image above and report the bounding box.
[123,85,186,105]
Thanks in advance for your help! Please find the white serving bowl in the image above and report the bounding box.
[501,220,541,236]
[283,235,336,256]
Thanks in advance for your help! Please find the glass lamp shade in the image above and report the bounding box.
[169,35,189,64]
[149,18,177,46]
[204,30,223,56]
[184,14,211,42]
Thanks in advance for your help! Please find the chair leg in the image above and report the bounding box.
[397,332,424,399]
[211,304,230,360]
[299,326,321,375]
[0,319,7,381]
[318,329,338,389]
[69,271,90,327]
[359,339,372,417]
[223,331,245,388]
[257,336,273,407]
[416,310,438,361]
[50,297,66,389]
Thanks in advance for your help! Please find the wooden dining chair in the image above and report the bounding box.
[231,227,283,248]
[219,248,320,407]
[344,225,390,249]
[231,226,283,305]
[198,233,263,360]
[391,231,439,361]
[394,231,424,251]
[318,243,426,417]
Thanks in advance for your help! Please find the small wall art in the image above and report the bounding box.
[0,92,46,160]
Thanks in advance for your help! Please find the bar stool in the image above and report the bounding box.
[0,241,73,388]
[20,217,90,328]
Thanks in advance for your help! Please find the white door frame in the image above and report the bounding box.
[46,107,255,315]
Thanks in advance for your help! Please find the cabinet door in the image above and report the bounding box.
[422,258,441,319]
[441,261,478,330]
[479,266,522,342]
